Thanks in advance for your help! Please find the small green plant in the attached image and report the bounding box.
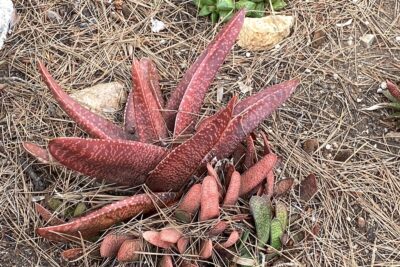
[193,0,287,23]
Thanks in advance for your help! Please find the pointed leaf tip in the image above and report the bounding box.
[37,61,132,140]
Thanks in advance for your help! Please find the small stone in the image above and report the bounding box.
[159,39,166,44]
[347,37,354,46]
[376,88,383,94]
[380,81,387,89]
[305,68,311,74]
[150,18,166,33]
[245,52,251,57]
[333,73,339,80]
[346,216,351,222]
[325,144,332,150]
[303,139,319,154]
[356,98,362,103]
[360,34,375,48]
[395,36,400,42]
[357,217,366,228]
[238,81,253,94]
[274,44,281,49]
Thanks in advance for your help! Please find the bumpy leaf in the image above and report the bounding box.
[131,59,168,143]
[23,142,51,164]
[205,79,299,162]
[275,201,288,231]
[270,218,283,250]
[240,153,277,196]
[273,178,294,197]
[117,239,143,262]
[172,10,245,136]
[38,61,132,140]
[100,233,134,258]
[36,192,177,241]
[249,195,272,247]
[48,137,167,186]
[222,170,241,206]
[146,97,235,192]
[387,80,400,101]
[175,183,202,223]
[199,175,220,221]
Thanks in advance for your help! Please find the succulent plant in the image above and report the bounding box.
[26,10,301,263]
[193,0,287,23]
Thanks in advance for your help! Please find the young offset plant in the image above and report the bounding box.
[194,0,287,23]
[25,10,301,264]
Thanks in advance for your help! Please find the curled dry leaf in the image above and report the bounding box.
[238,16,294,51]
[273,178,294,197]
[299,173,318,201]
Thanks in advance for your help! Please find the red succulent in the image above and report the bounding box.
[25,9,300,261]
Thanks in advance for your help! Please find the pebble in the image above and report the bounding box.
[380,81,387,89]
[325,144,332,150]
[357,217,366,228]
[305,68,311,74]
[396,36,400,42]
[377,88,383,94]
[159,39,166,44]
[360,34,376,48]
[333,73,339,80]
[347,37,354,46]
[356,98,362,103]
[245,52,251,57]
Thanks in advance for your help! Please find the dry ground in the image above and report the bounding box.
[1,0,400,266]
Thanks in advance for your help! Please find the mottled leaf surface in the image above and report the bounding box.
[36,192,177,241]
[146,97,235,191]
[48,137,167,186]
[38,61,131,140]
[132,59,168,143]
[173,10,245,136]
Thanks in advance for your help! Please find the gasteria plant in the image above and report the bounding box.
[193,0,287,23]
[25,10,300,263]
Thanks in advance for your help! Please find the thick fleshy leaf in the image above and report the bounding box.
[222,230,240,248]
[131,59,168,143]
[100,233,134,258]
[141,58,164,109]
[206,79,299,162]
[244,135,256,169]
[175,183,202,223]
[240,154,277,196]
[387,80,400,101]
[146,97,235,192]
[172,10,245,136]
[35,203,65,225]
[164,10,245,131]
[36,192,177,242]
[23,142,52,164]
[48,137,167,186]
[117,239,143,262]
[38,61,132,140]
[142,231,173,249]
[223,170,241,207]
[249,195,272,247]
[273,178,294,197]
[61,248,84,261]
[199,176,220,221]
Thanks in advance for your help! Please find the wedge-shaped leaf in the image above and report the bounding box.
[36,192,177,242]
[141,58,164,110]
[146,97,235,192]
[48,137,167,186]
[117,239,143,262]
[100,233,134,258]
[35,203,65,226]
[131,59,168,143]
[23,142,52,164]
[38,61,132,140]
[172,10,245,136]
[199,176,220,221]
[249,195,272,247]
[207,79,299,161]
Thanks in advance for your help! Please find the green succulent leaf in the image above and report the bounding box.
[387,102,400,111]
[249,195,272,247]
[275,201,288,231]
[270,218,283,250]
[199,5,212,16]
[235,0,256,11]
[211,11,219,23]
[219,9,234,22]
[73,202,87,217]
[270,0,287,11]
[247,2,265,18]
[383,90,400,103]
[238,229,253,267]
[193,0,203,8]
[47,198,62,211]
[201,0,217,5]
[216,0,235,11]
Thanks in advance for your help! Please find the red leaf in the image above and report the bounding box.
[175,184,202,223]
[146,97,235,192]
[36,192,177,242]
[117,239,143,262]
[300,173,318,201]
[172,10,245,136]
[199,176,220,221]
[159,227,183,243]
[244,135,256,169]
[164,10,245,131]
[159,255,174,267]
[100,233,134,258]
[177,237,189,254]
[142,231,173,249]
[61,248,83,261]
[37,61,132,140]
[223,170,241,207]
[131,59,168,143]
[23,142,51,164]
[206,79,299,162]
[48,137,167,186]
[273,178,294,197]
[222,230,240,248]
[387,80,400,101]
[199,239,213,259]
[35,203,65,225]
[141,58,164,109]
[240,154,277,196]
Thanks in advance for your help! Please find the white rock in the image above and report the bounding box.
[70,82,127,115]
[376,88,383,94]
[238,81,253,94]
[380,81,387,89]
[0,0,14,50]
[305,68,311,74]
[360,34,375,48]
[396,36,400,42]
[151,18,166,33]
[325,144,332,150]
[356,98,363,103]
[333,73,339,80]
[245,52,251,57]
